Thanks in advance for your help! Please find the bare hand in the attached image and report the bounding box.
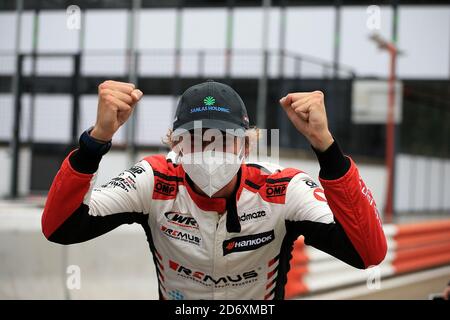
[279,91,334,152]
[91,80,143,141]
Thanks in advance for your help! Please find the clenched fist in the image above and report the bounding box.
[279,91,334,152]
[91,80,143,142]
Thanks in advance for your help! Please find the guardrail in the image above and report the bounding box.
[285,219,450,298]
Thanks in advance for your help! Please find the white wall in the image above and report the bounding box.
[138,9,177,76]
[82,10,128,76]
[0,148,12,196]
[340,6,393,78]
[1,6,448,78]
[395,154,450,212]
[398,6,450,79]
[38,10,80,53]
[285,7,335,77]
[0,147,31,197]
[33,95,72,143]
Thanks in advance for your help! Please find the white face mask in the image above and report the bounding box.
[179,144,245,198]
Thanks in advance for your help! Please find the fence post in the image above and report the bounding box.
[256,50,269,129]
[10,54,24,199]
[71,53,81,146]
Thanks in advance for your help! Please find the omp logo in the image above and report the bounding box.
[222,230,275,256]
[266,184,287,197]
[164,211,198,229]
[160,225,201,246]
[238,209,267,224]
[203,96,215,106]
[154,180,176,196]
[124,165,145,177]
[169,260,258,287]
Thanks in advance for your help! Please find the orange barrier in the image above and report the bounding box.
[285,237,308,297]
[285,219,450,299]
[394,242,450,261]
[395,232,450,249]
[395,220,450,236]
[392,220,450,274]
[393,252,450,274]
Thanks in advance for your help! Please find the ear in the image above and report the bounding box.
[172,144,182,157]
[244,136,250,158]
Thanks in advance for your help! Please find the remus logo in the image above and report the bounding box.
[223,230,275,256]
[169,260,258,287]
[161,225,201,246]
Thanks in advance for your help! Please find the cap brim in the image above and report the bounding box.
[173,119,246,137]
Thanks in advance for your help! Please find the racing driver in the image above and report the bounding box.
[42,79,387,300]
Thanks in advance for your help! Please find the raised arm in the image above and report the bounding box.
[280,91,387,268]
[42,80,150,244]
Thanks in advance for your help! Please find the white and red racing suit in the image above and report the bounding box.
[42,133,387,300]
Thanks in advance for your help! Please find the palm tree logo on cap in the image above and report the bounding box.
[203,96,215,106]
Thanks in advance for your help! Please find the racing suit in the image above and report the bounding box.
[42,133,387,300]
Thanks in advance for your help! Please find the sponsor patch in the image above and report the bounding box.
[266,184,287,197]
[161,225,202,246]
[238,208,268,224]
[169,260,258,288]
[124,165,145,177]
[100,176,136,192]
[302,178,319,188]
[313,188,327,202]
[223,230,275,256]
[99,164,145,192]
[154,180,177,196]
[164,211,198,230]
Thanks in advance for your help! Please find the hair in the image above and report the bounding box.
[162,126,260,158]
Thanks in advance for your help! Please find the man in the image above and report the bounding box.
[42,80,387,300]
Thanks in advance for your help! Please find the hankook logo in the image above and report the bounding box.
[222,230,275,256]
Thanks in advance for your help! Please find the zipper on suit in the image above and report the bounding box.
[212,212,225,299]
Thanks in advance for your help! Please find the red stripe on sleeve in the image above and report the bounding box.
[41,152,94,238]
[319,158,387,268]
